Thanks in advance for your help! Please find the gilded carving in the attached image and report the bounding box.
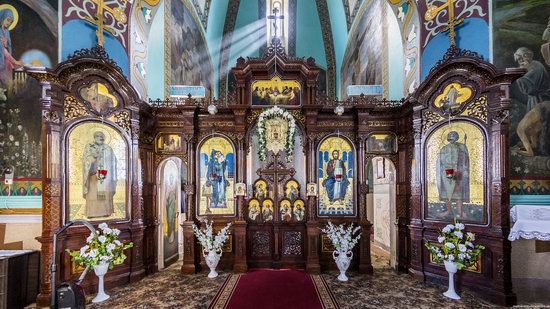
[158,121,185,127]
[111,110,131,133]
[200,121,234,127]
[288,110,306,125]
[318,120,354,127]
[246,111,262,124]
[461,96,488,123]
[321,234,335,252]
[27,71,61,85]
[64,95,89,122]
[421,111,444,132]
[367,120,394,127]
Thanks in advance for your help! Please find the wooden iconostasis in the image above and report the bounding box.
[30,44,522,307]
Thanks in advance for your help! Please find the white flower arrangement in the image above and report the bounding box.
[425,221,485,270]
[321,221,361,253]
[257,106,296,161]
[67,223,133,269]
[192,220,232,252]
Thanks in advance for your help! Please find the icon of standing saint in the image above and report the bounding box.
[206,149,229,208]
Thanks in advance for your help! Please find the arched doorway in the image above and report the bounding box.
[157,157,186,269]
[366,156,397,269]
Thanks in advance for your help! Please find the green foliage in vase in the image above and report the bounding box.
[67,223,133,269]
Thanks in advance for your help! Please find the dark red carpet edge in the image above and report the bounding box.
[208,269,340,309]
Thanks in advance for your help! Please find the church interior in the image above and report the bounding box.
[1,0,550,308]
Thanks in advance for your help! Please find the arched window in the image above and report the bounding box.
[267,0,288,50]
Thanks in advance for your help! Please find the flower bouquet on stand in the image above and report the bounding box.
[67,223,133,303]
[192,220,232,278]
[321,221,361,281]
[425,222,485,300]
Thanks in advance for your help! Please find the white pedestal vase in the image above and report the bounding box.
[92,262,110,303]
[443,260,461,300]
[333,250,353,282]
[203,249,222,278]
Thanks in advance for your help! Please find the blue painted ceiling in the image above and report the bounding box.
[187,0,399,98]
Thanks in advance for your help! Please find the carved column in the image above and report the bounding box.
[35,78,62,306]
[129,119,146,282]
[305,135,320,273]
[396,111,413,272]
[181,135,199,274]
[233,133,248,272]
[233,195,248,272]
[408,104,424,279]
[355,130,373,274]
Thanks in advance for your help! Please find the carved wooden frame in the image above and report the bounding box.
[195,133,238,218]
[28,46,151,306]
[315,133,358,218]
[407,50,524,307]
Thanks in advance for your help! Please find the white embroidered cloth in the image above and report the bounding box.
[508,205,550,241]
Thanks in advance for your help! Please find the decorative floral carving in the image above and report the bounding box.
[429,45,485,75]
[246,110,262,124]
[492,109,509,124]
[251,231,271,257]
[27,71,61,85]
[111,110,131,133]
[64,95,88,122]
[422,111,444,132]
[42,110,61,124]
[67,45,124,73]
[282,231,302,256]
[288,110,305,125]
[367,120,394,127]
[318,120,354,127]
[265,37,287,58]
[462,96,488,123]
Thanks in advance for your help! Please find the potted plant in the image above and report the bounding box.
[67,223,133,303]
[321,221,361,281]
[192,220,232,278]
[425,222,485,300]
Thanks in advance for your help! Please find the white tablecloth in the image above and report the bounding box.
[508,205,550,241]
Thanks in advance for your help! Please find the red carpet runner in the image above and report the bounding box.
[208,269,340,309]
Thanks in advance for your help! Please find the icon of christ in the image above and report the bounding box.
[322,150,350,202]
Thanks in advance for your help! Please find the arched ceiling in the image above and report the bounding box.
[187,0,407,98]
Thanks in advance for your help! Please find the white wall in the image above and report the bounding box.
[0,216,42,250]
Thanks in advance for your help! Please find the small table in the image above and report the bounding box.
[508,205,550,241]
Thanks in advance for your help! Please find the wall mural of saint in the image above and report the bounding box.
[0,1,57,190]
[426,122,485,223]
[198,136,235,216]
[159,158,181,263]
[317,136,355,216]
[493,2,550,194]
[67,122,127,221]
